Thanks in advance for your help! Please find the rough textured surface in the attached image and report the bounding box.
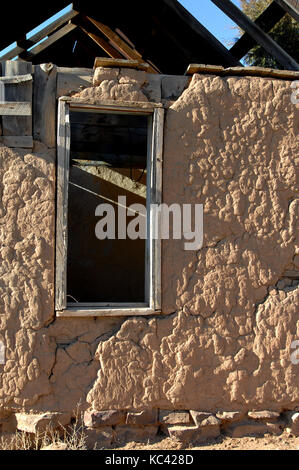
[86,73,299,413]
[166,424,220,444]
[0,70,298,425]
[15,412,71,434]
[84,426,113,449]
[74,67,148,103]
[84,410,125,427]
[126,410,158,425]
[226,421,283,438]
[247,411,280,421]
[158,410,190,425]
[114,425,158,443]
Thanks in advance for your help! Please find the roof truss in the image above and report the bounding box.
[212,0,299,70]
[0,0,298,72]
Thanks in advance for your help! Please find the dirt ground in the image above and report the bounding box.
[111,432,299,451]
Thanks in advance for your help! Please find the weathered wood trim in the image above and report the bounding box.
[0,74,32,84]
[67,99,161,113]
[56,308,160,317]
[1,61,33,140]
[93,57,151,71]
[56,67,93,98]
[33,64,57,147]
[0,102,32,116]
[150,108,164,311]
[0,135,33,148]
[211,0,299,71]
[145,115,153,307]
[55,101,164,316]
[67,302,148,308]
[55,100,70,311]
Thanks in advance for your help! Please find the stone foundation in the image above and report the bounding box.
[1,407,298,448]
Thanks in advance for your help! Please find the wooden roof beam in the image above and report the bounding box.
[0,9,79,61]
[274,0,299,22]
[79,26,124,59]
[230,1,287,60]
[162,0,242,67]
[87,17,159,73]
[19,23,77,61]
[211,0,299,70]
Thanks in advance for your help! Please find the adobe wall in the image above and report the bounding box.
[0,66,298,441]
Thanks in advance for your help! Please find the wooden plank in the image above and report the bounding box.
[33,64,57,147]
[185,63,299,79]
[275,0,299,22]
[151,107,164,311]
[0,46,25,62]
[0,135,33,148]
[21,23,77,60]
[88,17,158,74]
[94,57,150,71]
[80,26,123,59]
[27,10,79,48]
[186,64,225,75]
[0,102,32,116]
[0,10,79,61]
[2,61,32,139]
[68,100,158,114]
[57,67,93,97]
[211,0,299,70]
[67,302,148,308]
[55,100,70,311]
[56,308,159,317]
[0,74,32,84]
[88,17,143,60]
[230,2,287,61]
[144,116,153,306]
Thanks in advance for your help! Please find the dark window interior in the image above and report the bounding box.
[67,110,148,304]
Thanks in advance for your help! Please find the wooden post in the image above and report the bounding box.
[33,64,57,148]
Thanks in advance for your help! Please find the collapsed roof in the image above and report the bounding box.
[0,0,298,74]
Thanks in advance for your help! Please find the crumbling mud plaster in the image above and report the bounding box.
[87,73,299,412]
[0,70,298,419]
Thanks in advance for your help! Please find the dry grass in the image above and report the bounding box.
[0,409,88,451]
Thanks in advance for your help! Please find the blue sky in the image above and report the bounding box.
[0,1,243,57]
[179,0,242,47]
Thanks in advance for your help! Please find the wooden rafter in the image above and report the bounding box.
[19,23,77,60]
[87,17,159,73]
[211,0,299,70]
[162,0,242,66]
[79,26,123,59]
[275,0,299,22]
[0,9,79,61]
[230,1,287,61]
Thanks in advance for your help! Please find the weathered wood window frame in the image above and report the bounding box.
[55,98,164,317]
